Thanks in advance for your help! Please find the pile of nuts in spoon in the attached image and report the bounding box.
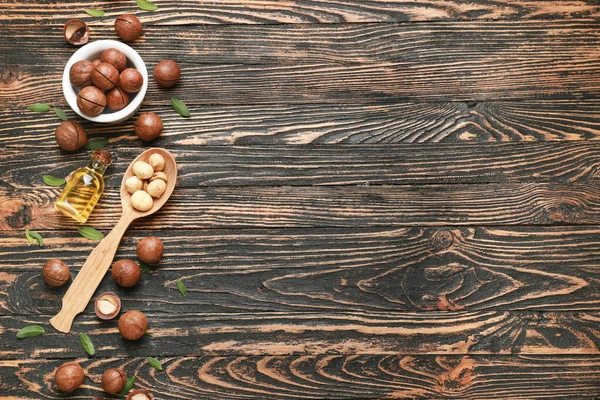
[126,153,168,211]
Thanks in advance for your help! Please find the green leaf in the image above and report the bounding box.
[25,229,43,247]
[53,107,68,121]
[171,98,190,117]
[147,357,163,371]
[139,261,153,274]
[42,175,66,186]
[84,9,105,17]
[79,332,95,356]
[119,376,136,396]
[78,226,104,240]
[28,103,51,112]
[84,138,109,150]
[16,325,45,339]
[136,0,158,11]
[176,279,187,297]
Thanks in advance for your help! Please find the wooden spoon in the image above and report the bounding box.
[50,148,177,333]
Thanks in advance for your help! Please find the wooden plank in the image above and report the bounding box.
[2,23,600,106]
[1,226,599,315]
[3,100,600,147]
[3,143,600,189]
[1,355,599,399]
[1,0,598,25]
[2,183,600,231]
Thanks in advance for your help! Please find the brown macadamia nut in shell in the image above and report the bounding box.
[55,120,88,151]
[114,14,142,42]
[42,259,70,287]
[101,48,127,72]
[118,310,148,340]
[55,361,85,392]
[92,58,102,66]
[69,60,95,89]
[118,68,144,93]
[136,236,164,265]
[92,62,119,91]
[77,86,106,116]
[111,259,142,287]
[106,87,130,111]
[153,60,180,88]
[134,112,163,141]
[101,368,127,394]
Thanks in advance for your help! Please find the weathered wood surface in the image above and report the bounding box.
[2,22,600,106]
[1,0,598,25]
[2,355,599,399]
[3,100,600,147]
[1,227,600,315]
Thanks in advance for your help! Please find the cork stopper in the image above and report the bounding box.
[92,149,112,165]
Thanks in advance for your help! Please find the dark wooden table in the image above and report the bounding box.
[2,1,600,398]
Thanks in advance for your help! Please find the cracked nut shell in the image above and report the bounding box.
[92,62,119,91]
[114,14,142,42]
[118,310,148,340]
[134,112,163,141]
[63,19,89,46]
[101,368,127,394]
[95,292,122,320]
[136,236,164,265]
[118,68,144,93]
[77,86,106,116]
[111,259,142,288]
[69,60,95,89]
[127,389,154,400]
[101,48,127,72]
[153,60,180,88]
[55,120,88,151]
[42,259,70,287]
[55,361,85,392]
[106,86,130,111]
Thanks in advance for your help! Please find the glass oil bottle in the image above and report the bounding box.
[55,149,112,223]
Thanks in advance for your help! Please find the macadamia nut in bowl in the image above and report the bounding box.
[62,40,148,123]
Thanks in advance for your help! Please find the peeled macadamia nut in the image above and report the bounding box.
[92,62,119,91]
[136,236,164,265]
[55,121,88,151]
[132,161,154,180]
[95,292,121,320]
[118,310,148,340]
[101,48,127,72]
[114,14,143,42]
[102,368,127,394]
[146,179,166,198]
[55,361,85,392]
[112,259,142,288]
[125,175,144,194]
[131,190,153,211]
[106,86,130,111]
[77,86,106,116]
[127,389,154,400]
[134,112,163,142]
[118,68,144,93]
[150,171,168,183]
[69,60,94,89]
[148,153,165,171]
[42,259,70,287]
[153,60,180,87]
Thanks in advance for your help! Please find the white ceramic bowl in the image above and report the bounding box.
[62,39,148,124]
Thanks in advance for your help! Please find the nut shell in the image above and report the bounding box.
[153,60,181,88]
[111,259,142,288]
[118,68,144,93]
[101,48,127,72]
[69,60,95,89]
[114,14,143,42]
[55,361,85,392]
[92,58,102,67]
[134,112,163,141]
[118,310,148,340]
[92,62,119,91]
[55,121,88,151]
[77,86,106,116]
[63,19,89,46]
[95,292,122,320]
[101,368,127,394]
[127,389,154,400]
[106,86,130,111]
[42,259,70,287]
[136,236,164,265]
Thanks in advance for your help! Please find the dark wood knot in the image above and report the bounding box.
[434,229,454,249]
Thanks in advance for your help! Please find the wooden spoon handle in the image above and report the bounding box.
[50,216,131,333]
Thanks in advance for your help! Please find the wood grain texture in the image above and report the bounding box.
[2,22,600,106]
[1,226,600,316]
[3,183,600,231]
[1,355,600,399]
[3,100,600,147]
[1,0,598,25]
[3,143,600,189]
